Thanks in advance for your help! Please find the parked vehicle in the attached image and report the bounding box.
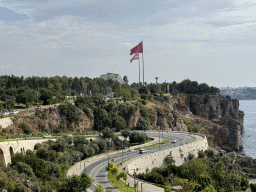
[139,149,148,154]
[172,140,177,143]
[10,110,18,114]
[2,111,10,116]
[42,134,52,138]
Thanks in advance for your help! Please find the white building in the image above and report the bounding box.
[100,73,124,84]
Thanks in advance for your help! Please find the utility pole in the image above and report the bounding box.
[5,98,7,111]
[159,130,160,151]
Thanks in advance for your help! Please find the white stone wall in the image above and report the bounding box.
[126,133,208,174]
[0,139,56,166]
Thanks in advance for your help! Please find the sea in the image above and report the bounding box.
[239,100,256,159]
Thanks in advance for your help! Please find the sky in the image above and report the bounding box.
[0,0,256,88]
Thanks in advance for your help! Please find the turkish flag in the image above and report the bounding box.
[130,52,139,64]
[130,41,143,55]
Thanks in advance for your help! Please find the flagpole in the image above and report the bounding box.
[138,53,140,88]
[142,39,145,86]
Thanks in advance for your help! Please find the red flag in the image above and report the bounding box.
[130,52,139,64]
[130,41,143,55]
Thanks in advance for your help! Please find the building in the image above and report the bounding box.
[100,73,124,84]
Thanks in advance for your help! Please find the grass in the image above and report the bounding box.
[128,139,153,147]
[134,139,169,150]
[108,172,137,192]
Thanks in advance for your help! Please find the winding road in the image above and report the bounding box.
[83,131,195,192]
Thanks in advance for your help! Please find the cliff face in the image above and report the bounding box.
[184,95,244,151]
[147,104,188,131]
[8,106,94,133]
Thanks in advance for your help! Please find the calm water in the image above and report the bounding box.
[239,100,256,159]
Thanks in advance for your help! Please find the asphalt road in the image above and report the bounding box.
[85,131,194,192]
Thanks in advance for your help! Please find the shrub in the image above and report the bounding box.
[205,149,214,158]
[97,139,108,153]
[36,147,48,160]
[188,153,195,160]
[59,103,81,123]
[13,162,37,179]
[69,151,83,164]
[251,183,256,192]
[73,135,88,146]
[140,93,147,100]
[34,143,42,150]
[183,118,200,133]
[135,118,151,130]
[46,161,61,177]
[136,172,168,185]
[121,130,130,140]
[129,132,147,144]
[198,150,205,158]
[52,138,68,152]
[102,127,115,139]
[19,122,31,135]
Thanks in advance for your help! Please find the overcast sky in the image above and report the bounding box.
[0,0,256,88]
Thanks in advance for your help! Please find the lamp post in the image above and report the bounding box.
[133,169,136,192]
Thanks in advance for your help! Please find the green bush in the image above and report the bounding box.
[34,143,42,150]
[188,153,195,160]
[129,132,147,144]
[251,183,256,192]
[135,118,151,130]
[59,103,81,123]
[183,118,199,133]
[19,122,31,135]
[198,150,205,158]
[36,147,49,160]
[140,93,147,100]
[205,149,214,158]
[136,172,168,185]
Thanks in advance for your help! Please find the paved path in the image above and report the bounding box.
[67,131,197,191]
[67,137,164,192]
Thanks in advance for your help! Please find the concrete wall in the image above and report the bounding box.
[0,139,56,166]
[126,133,208,174]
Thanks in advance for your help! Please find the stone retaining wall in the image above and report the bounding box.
[126,133,208,174]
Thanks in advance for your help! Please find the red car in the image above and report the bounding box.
[36,107,42,111]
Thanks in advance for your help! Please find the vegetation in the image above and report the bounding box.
[136,151,250,192]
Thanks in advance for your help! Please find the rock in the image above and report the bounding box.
[129,107,140,129]
[9,106,94,133]
[24,180,31,188]
[185,94,244,151]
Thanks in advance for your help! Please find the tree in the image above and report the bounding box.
[94,184,104,192]
[102,127,115,139]
[139,86,149,94]
[116,171,127,184]
[129,132,147,144]
[123,75,128,84]
[16,88,36,107]
[121,130,130,140]
[59,173,92,192]
[135,117,151,130]
[130,88,139,100]
[39,88,54,105]
[111,115,127,132]
[165,151,175,165]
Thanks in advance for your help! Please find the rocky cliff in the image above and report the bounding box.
[183,94,244,151]
[7,106,94,134]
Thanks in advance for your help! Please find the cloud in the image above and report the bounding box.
[0,7,29,21]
